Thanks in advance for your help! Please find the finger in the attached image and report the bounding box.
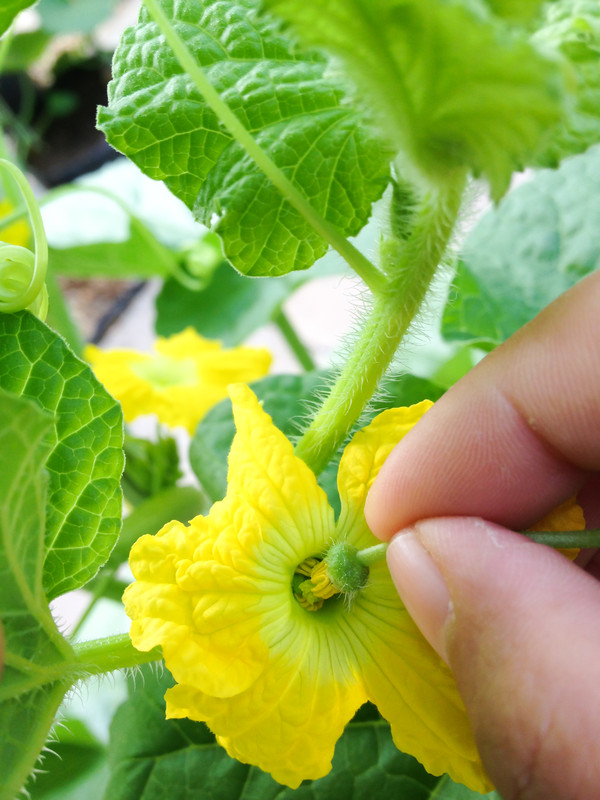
[387,517,600,800]
[365,271,600,539]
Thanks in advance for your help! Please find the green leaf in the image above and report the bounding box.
[104,666,438,800]
[263,0,564,199]
[47,220,176,279]
[98,0,390,277]
[442,145,600,345]
[1,29,51,72]
[532,0,600,166]
[0,312,124,600]
[0,0,38,36]
[156,252,346,344]
[0,389,75,800]
[429,776,499,799]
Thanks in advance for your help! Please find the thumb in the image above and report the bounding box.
[387,517,600,800]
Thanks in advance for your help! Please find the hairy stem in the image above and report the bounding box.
[295,176,465,474]
[142,0,385,294]
[73,633,162,675]
[1,682,69,800]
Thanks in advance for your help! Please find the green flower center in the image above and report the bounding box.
[132,355,197,389]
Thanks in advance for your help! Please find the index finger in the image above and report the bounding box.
[365,270,600,539]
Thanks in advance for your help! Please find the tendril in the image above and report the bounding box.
[0,159,48,319]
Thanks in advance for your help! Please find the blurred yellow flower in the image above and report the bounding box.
[0,200,30,247]
[85,328,271,433]
[123,385,492,791]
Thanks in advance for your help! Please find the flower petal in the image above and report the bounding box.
[350,562,493,792]
[227,384,335,563]
[165,626,365,788]
[337,401,433,547]
[125,514,270,698]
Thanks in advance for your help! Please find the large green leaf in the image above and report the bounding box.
[104,666,439,800]
[0,312,124,600]
[263,0,563,199]
[532,0,600,166]
[0,0,38,36]
[441,145,600,345]
[0,389,74,800]
[98,0,390,277]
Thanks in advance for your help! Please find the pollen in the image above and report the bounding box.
[293,557,341,611]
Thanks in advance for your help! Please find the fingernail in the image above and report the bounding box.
[387,529,452,662]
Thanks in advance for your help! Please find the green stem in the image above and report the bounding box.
[1,682,69,800]
[295,176,465,474]
[356,543,388,566]
[73,633,162,675]
[354,529,600,569]
[0,157,48,311]
[274,308,317,372]
[71,584,106,637]
[524,529,600,549]
[141,0,385,294]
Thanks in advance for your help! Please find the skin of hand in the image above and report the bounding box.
[365,270,600,800]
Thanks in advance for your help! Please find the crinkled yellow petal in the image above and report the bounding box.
[85,332,271,433]
[337,401,433,548]
[527,495,586,560]
[165,620,365,788]
[350,561,492,792]
[226,384,334,563]
[125,512,270,698]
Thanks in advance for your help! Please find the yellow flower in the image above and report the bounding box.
[124,384,492,791]
[85,328,271,434]
[0,199,30,248]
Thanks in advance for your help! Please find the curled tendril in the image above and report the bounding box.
[0,159,48,319]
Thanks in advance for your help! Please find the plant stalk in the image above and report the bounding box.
[274,308,317,372]
[355,529,600,569]
[295,176,465,474]
[73,633,162,675]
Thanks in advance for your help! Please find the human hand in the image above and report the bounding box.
[365,270,600,800]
